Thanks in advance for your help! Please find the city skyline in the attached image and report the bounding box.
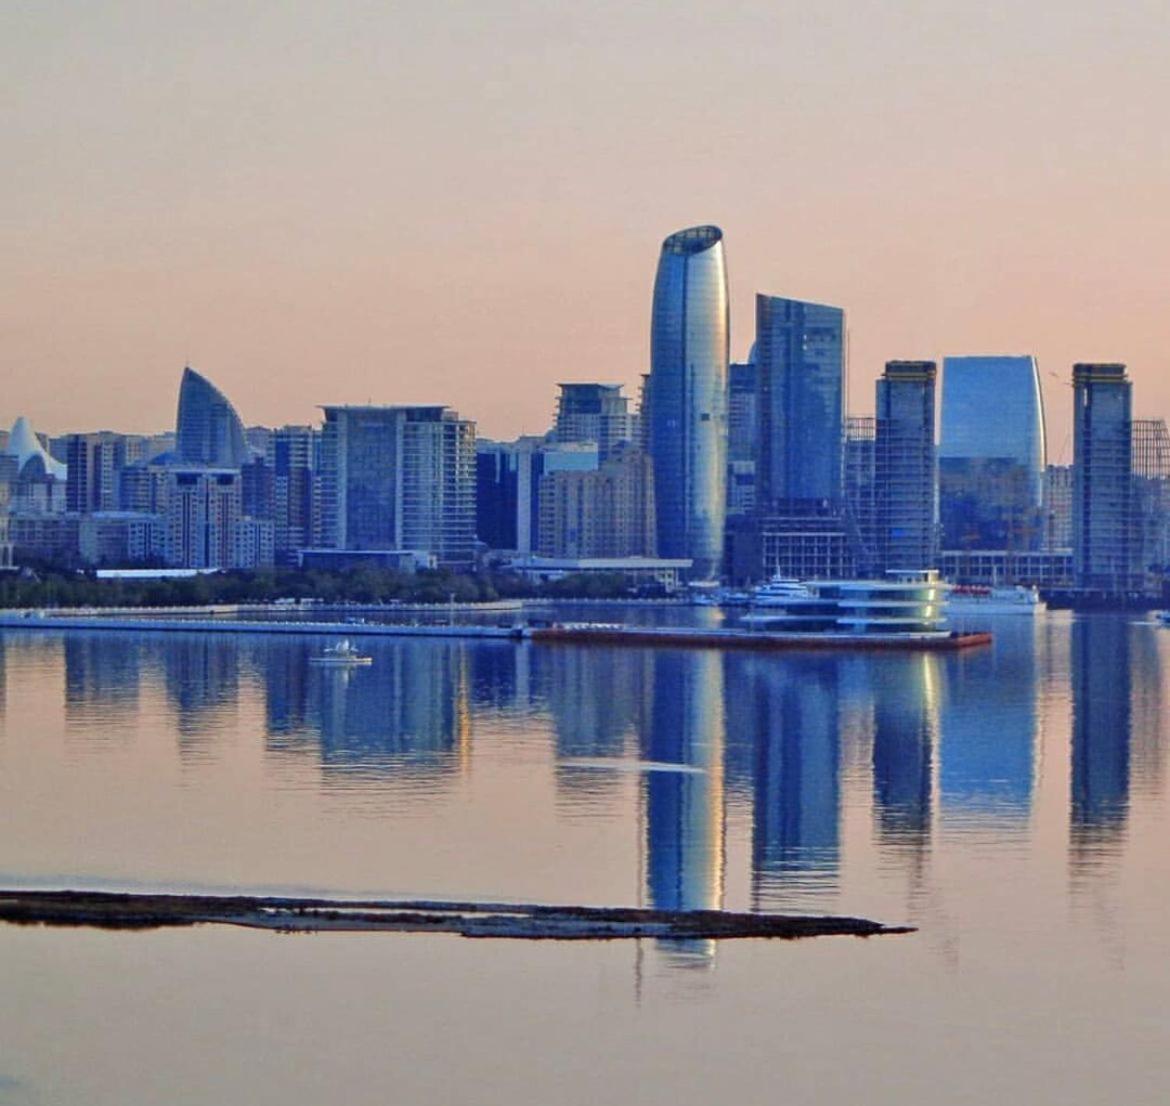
[5,4,1170,452]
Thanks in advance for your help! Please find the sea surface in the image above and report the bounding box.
[1,608,1168,1104]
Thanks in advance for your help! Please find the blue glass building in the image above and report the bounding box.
[755,294,845,508]
[939,356,1047,551]
[649,225,728,580]
[175,367,249,468]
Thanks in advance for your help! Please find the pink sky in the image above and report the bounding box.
[5,2,1169,462]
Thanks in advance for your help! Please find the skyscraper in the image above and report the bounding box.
[875,360,938,571]
[319,406,476,566]
[1072,363,1140,591]
[648,225,728,579]
[175,367,249,468]
[755,294,845,509]
[939,356,1047,552]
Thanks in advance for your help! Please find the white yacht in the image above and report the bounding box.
[749,576,818,607]
[309,640,373,667]
[945,584,1043,615]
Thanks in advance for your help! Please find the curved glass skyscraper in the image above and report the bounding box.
[648,225,728,579]
[939,356,1047,550]
[176,366,249,467]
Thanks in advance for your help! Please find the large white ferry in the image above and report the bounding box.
[945,584,1043,616]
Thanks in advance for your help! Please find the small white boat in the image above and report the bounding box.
[309,640,372,667]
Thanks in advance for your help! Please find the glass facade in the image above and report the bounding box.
[320,406,476,566]
[1072,363,1141,591]
[649,225,728,579]
[939,356,1047,551]
[755,294,845,507]
[175,367,249,468]
[875,361,938,571]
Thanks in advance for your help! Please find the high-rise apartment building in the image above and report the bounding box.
[844,416,879,574]
[319,406,476,567]
[648,225,728,579]
[475,438,597,554]
[876,361,938,571]
[755,294,845,509]
[1072,363,1140,591]
[1132,418,1170,574]
[1044,464,1074,550]
[939,356,1047,552]
[537,446,656,559]
[267,426,319,562]
[552,384,637,461]
[164,468,243,569]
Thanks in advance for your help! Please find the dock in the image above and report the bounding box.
[0,612,991,652]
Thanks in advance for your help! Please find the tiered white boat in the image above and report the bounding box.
[741,571,948,636]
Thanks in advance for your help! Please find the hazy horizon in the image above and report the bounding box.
[6,1,1170,462]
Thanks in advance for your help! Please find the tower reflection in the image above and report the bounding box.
[1069,617,1131,872]
[739,656,840,910]
[872,655,939,865]
[641,650,725,965]
[938,620,1037,825]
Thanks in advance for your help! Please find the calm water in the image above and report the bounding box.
[1,611,1168,1104]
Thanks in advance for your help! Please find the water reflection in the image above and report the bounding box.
[1070,618,1131,866]
[737,657,840,910]
[642,650,725,964]
[12,609,1167,969]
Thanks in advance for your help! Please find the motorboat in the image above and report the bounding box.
[309,640,373,666]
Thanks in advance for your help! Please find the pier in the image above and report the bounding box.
[0,610,992,652]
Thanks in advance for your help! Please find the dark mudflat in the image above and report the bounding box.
[0,890,913,941]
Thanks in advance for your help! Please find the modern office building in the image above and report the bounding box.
[727,357,758,517]
[318,406,476,567]
[1044,464,1074,550]
[1072,363,1141,592]
[648,225,729,580]
[175,367,249,468]
[939,356,1047,553]
[755,294,845,509]
[875,361,938,571]
[552,384,637,461]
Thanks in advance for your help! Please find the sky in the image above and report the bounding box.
[4,0,1169,461]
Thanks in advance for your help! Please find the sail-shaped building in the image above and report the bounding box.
[175,367,249,467]
[648,225,729,580]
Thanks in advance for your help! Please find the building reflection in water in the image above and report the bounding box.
[872,655,939,873]
[736,656,840,910]
[309,641,472,786]
[641,650,725,965]
[548,648,651,803]
[158,636,242,761]
[938,620,1036,825]
[1069,617,1132,875]
[62,635,141,726]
